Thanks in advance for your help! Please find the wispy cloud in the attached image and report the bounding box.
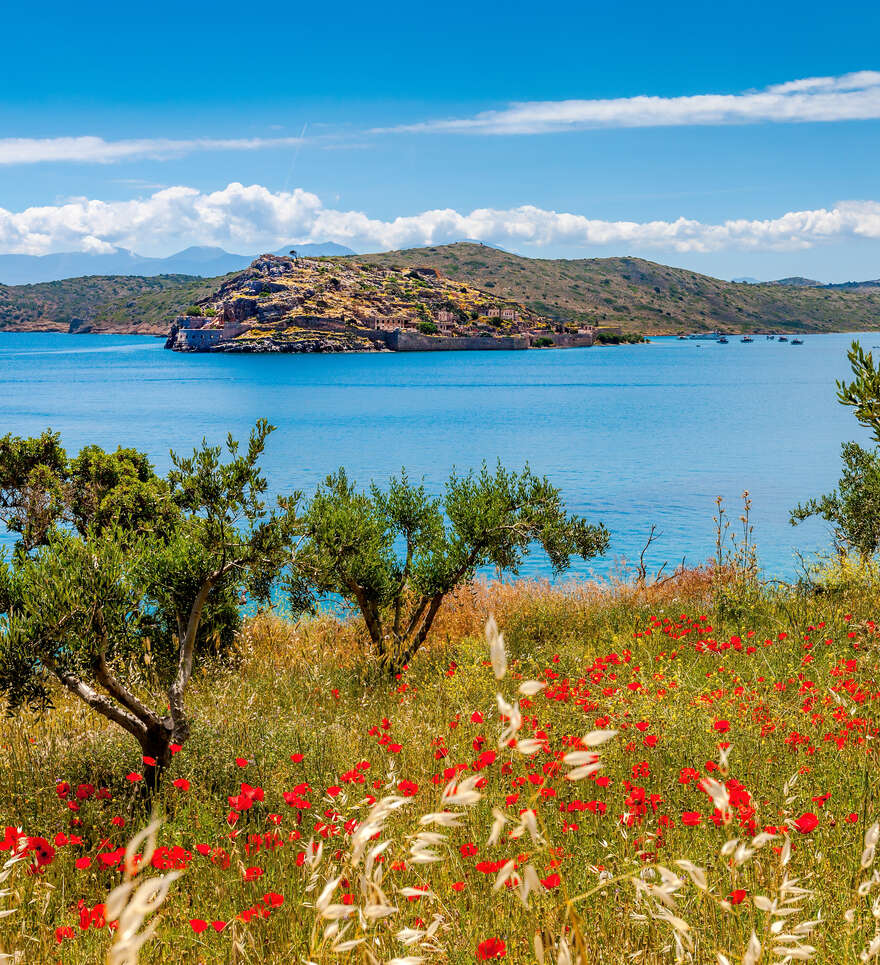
[0,136,307,165]
[379,70,880,135]
[2,182,880,257]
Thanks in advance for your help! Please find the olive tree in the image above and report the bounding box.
[792,341,880,559]
[296,464,609,673]
[0,421,299,789]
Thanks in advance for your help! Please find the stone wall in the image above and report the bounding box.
[373,330,528,352]
[531,333,595,348]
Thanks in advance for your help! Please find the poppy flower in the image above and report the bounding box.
[125,773,143,783]
[794,812,819,834]
[729,889,747,905]
[189,919,208,934]
[477,937,507,959]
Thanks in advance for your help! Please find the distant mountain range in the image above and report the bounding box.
[735,274,880,290]
[0,243,356,285]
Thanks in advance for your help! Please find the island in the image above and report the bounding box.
[164,253,632,353]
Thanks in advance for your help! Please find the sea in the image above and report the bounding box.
[0,331,874,581]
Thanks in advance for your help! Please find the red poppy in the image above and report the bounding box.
[794,812,819,834]
[477,937,507,959]
[189,919,208,934]
[172,778,190,792]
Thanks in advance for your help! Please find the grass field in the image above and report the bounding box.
[1,569,879,963]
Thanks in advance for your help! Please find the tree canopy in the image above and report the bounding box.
[0,421,299,788]
[296,464,608,673]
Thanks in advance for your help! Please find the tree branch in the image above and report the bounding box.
[168,557,240,726]
[344,575,384,649]
[95,654,162,729]
[92,607,163,729]
[49,662,148,744]
[399,593,444,669]
[393,533,414,638]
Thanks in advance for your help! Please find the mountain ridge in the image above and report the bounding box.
[1,243,879,336]
[0,242,356,285]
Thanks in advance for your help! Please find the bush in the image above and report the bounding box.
[418,320,439,335]
[534,337,554,347]
[184,306,203,317]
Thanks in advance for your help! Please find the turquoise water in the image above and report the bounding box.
[0,331,873,579]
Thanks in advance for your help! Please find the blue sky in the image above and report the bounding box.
[2,0,880,280]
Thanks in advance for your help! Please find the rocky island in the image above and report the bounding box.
[165,253,616,353]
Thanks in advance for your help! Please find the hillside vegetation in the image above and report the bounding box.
[358,243,880,334]
[0,274,221,335]
[1,243,880,336]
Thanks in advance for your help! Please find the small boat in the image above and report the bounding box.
[741,336,753,343]
[791,338,804,345]
[678,335,688,340]
[778,336,788,342]
[718,336,728,344]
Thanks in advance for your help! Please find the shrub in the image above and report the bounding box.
[184,306,203,317]
[792,342,880,559]
[418,320,439,335]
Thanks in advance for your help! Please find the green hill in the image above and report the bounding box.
[1,243,879,336]
[0,274,222,334]
[356,243,880,334]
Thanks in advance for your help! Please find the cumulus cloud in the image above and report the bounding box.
[380,70,880,135]
[0,135,307,165]
[2,182,880,256]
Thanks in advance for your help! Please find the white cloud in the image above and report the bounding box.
[2,182,880,256]
[380,70,880,135]
[0,136,307,165]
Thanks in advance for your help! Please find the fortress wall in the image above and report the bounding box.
[375,331,529,352]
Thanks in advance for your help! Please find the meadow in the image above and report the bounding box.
[1,564,878,964]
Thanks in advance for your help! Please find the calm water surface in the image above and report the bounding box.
[1,331,873,579]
